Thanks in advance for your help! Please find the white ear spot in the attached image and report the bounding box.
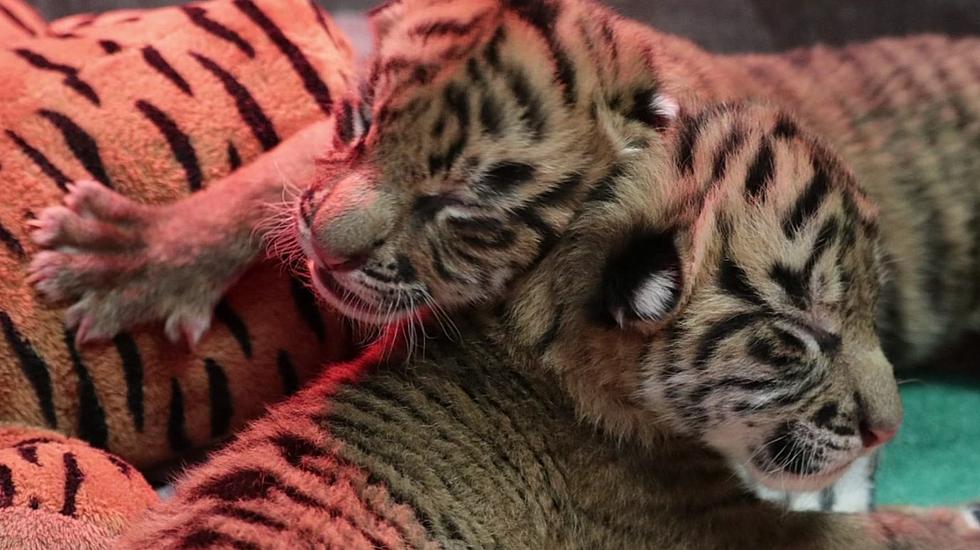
[631,270,679,321]
[651,93,679,122]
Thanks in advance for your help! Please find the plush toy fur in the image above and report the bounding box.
[0,424,157,550]
[0,0,354,469]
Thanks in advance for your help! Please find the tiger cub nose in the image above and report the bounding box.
[858,421,898,449]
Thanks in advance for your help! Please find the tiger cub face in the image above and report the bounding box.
[290,0,678,324]
[526,102,902,492]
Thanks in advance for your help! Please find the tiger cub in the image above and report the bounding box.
[117,101,979,549]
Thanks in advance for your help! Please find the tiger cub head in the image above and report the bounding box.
[506,102,902,492]
[290,0,682,324]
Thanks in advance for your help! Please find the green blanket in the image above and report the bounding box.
[878,375,980,506]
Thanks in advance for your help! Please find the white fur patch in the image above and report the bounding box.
[651,93,680,122]
[631,271,678,321]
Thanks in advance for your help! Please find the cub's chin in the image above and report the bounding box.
[740,458,855,492]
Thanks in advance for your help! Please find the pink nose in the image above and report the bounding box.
[859,422,898,449]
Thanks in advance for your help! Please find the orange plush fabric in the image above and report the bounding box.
[0,0,45,42]
[0,425,158,550]
[0,0,355,469]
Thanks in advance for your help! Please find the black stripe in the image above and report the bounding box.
[0,465,12,508]
[277,350,299,395]
[181,530,260,550]
[308,0,337,43]
[710,126,746,183]
[105,453,133,477]
[64,330,108,449]
[227,141,242,171]
[181,5,255,58]
[506,67,546,139]
[38,110,114,188]
[0,3,36,36]
[676,111,708,175]
[507,0,576,106]
[0,222,25,259]
[289,277,325,341]
[214,299,253,359]
[205,358,234,438]
[141,46,193,96]
[479,92,504,136]
[235,0,333,117]
[98,40,122,54]
[0,311,57,428]
[693,312,767,370]
[5,130,71,191]
[585,163,625,204]
[718,252,764,306]
[112,333,144,432]
[16,445,39,465]
[190,467,323,507]
[744,139,775,201]
[135,99,203,192]
[213,503,287,530]
[191,52,280,151]
[476,161,536,195]
[167,378,192,452]
[627,88,671,131]
[59,453,84,517]
[13,49,100,106]
[782,163,831,238]
[770,262,809,310]
[337,100,356,144]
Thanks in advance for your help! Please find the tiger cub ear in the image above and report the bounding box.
[592,228,685,329]
[629,90,680,132]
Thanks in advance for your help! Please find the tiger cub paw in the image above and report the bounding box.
[27,180,223,348]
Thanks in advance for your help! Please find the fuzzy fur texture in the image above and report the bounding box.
[1,0,353,468]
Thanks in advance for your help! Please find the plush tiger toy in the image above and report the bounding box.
[117,96,980,547]
[1,0,355,469]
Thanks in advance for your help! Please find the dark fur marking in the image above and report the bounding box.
[0,4,36,36]
[711,126,746,183]
[182,5,256,58]
[192,52,280,151]
[290,277,325,341]
[38,110,114,188]
[167,378,192,452]
[719,253,764,306]
[16,445,39,465]
[190,467,323,507]
[65,329,108,449]
[476,161,536,195]
[141,46,193,96]
[0,465,14,508]
[773,114,799,140]
[676,111,708,175]
[782,162,832,238]
[181,529,260,550]
[693,312,768,369]
[135,100,203,192]
[112,333,145,432]
[744,139,775,200]
[213,503,287,531]
[59,453,84,517]
[227,141,242,171]
[13,49,100,105]
[479,92,504,136]
[4,130,71,191]
[98,40,122,54]
[1,311,57,428]
[0,222,26,259]
[770,263,809,310]
[214,299,253,358]
[338,100,356,143]
[234,0,333,116]
[205,359,234,438]
[276,350,300,395]
[506,68,546,139]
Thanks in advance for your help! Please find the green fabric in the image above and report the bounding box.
[876,375,980,506]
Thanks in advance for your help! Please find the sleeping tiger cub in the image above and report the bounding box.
[118,101,979,549]
[31,0,978,514]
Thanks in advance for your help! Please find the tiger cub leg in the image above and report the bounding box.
[28,120,332,347]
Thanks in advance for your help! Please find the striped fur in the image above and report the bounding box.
[121,2,979,546]
[0,426,157,549]
[1,0,354,468]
